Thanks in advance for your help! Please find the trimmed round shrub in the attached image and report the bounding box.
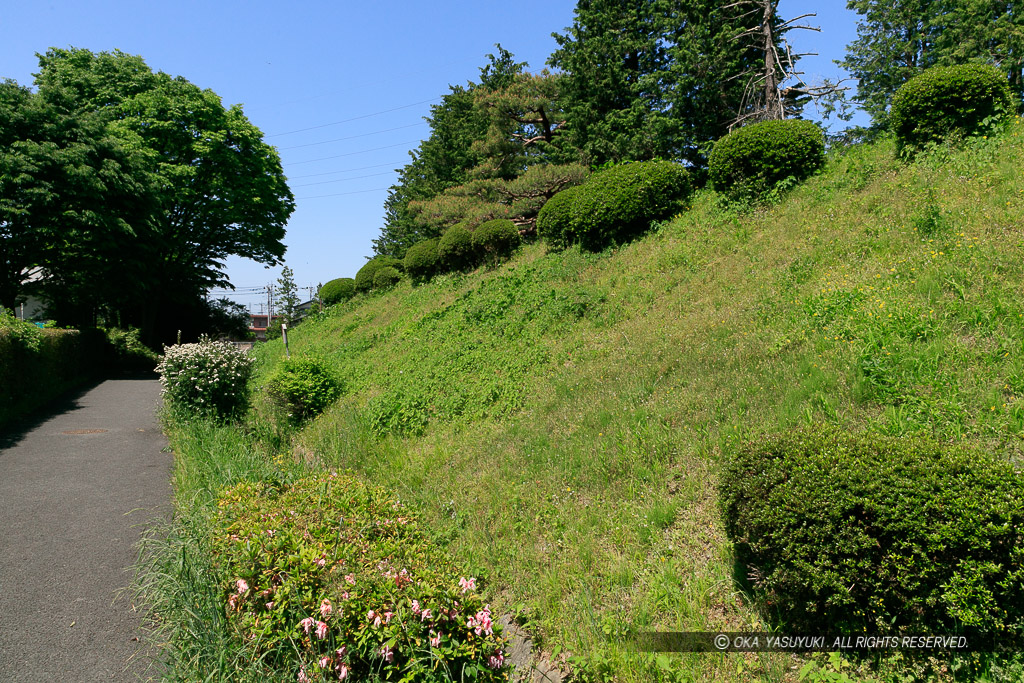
[156,337,254,420]
[536,185,583,250]
[471,219,520,263]
[720,428,1024,636]
[403,238,440,283]
[537,161,691,251]
[318,277,355,306]
[890,63,1014,155]
[708,119,825,198]
[265,356,342,423]
[354,257,403,292]
[372,266,402,290]
[437,223,477,271]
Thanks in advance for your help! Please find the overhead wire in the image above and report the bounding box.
[285,140,423,166]
[276,121,427,150]
[266,97,441,137]
[290,170,396,189]
[287,161,405,180]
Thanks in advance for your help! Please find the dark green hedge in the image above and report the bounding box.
[720,428,1024,636]
[471,219,520,264]
[709,119,825,199]
[354,257,403,292]
[537,161,690,251]
[403,238,441,283]
[319,277,355,306]
[372,266,402,290]
[438,223,476,271]
[0,316,110,429]
[891,63,1015,155]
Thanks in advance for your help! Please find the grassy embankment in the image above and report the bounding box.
[154,124,1024,682]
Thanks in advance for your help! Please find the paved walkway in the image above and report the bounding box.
[0,378,171,682]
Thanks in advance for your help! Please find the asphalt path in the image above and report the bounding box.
[0,377,171,681]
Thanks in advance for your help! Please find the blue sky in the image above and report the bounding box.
[2,1,866,312]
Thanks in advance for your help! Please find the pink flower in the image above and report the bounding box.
[344,574,356,585]
[315,621,329,640]
[488,651,505,669]
[315,557,327,568]
[265,602,275,610]
[298,666,309,683]
[420,608,432,622]
[458,576,476,594]
[319,599,332,618]
[337,663,349,679]
[367,609,376,622]
[430,629,441,647]
[410,599,421,615]
[380,644,394,663]
[236,579,249,594]
[299,617,315,634]
[319,655,331,669]
[383,611,394,624]
[474,608,493,636]
[335,646,347,658]
[341,591,350,600]
[227,594,238,610]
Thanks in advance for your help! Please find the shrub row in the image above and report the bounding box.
[402,219,522,285]
[156,337,254,420]
[720,428,1024,636]
[537,161,691,251]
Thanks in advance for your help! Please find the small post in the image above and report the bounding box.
[282,322,290,359]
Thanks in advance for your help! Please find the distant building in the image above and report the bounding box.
[248,299,318,341]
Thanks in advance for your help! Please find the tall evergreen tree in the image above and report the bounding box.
[548,0,769,166]
[841,0,1024,125]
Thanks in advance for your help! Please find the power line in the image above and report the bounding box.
[290,170,396,189]
[287,161,405,180]
[286,140,423,166]
[299,185,393,198]
[277,122,427,150]
[267,98,442,138]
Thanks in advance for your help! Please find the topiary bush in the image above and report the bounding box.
[403,238,441,284]
[720,428,1024,636]
[708,119,825,200]
[437,223,477,272]
[471,219,520,265]
[265,356,342,423]
[537,161,691,251]
[890,63,1015,156]
[354,257,403,293]
[157,337,254,420]
[535,185,582,251]
[319,278,355,306]
[372,266,402,290]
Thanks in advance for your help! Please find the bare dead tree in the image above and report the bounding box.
[726,0,849,130]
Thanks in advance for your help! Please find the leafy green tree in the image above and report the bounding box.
[0,78,155,324]
[32,48,294,341]
[841,0,1024,125]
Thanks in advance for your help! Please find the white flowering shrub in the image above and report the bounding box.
[157,338,254,419]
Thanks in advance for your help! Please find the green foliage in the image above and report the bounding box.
[549,1,772,166]
[720,428,1024,635]
[355,257,403,293]
[319,278,355,306]
[157,338,254,420]
[437,223,477,271]
[890,64,1014,155]
[538,161,691,250]
[265,357,342,423]
[102,326,159,370]
[403,239,441,284]
[842,1,1024,125]
[212,472,508,681]
[275,266,301,326]
[471,219,520,264]
[708,119,825,200]
[373,266,403,291]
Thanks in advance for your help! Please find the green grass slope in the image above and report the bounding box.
[253,125,1024,682]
